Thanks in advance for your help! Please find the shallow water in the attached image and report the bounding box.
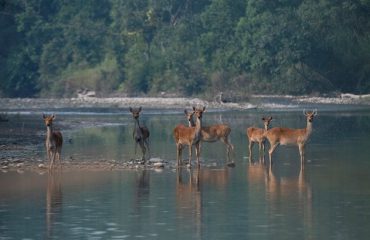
[1,107,370,239]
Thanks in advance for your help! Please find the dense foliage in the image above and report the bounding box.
[1,0,369,97]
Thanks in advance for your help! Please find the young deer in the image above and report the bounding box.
[265,110,317,169]
[172,109,196,166]
[129,107,150,162]
[247,116,273,163]
[173,106,205,168]
[185,110,234,164]
[43,114,63,170]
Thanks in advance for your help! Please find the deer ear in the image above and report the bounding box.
[262,117,266,121]
[129,107,133,113]
[202,106,206,112]
[313,109,318,116]
[192,106,196,111]
[52,114,56,120]
[269,116,273,121]
[43,114,46,119]
[138,106,142,112]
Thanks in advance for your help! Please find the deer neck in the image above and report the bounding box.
[305,120,313,136]
[46,125,53,139]
[194,116,202,139]
[134,118,143,137]
[46,125,55,145]
[188,118,195,127]
[134,118,140,128]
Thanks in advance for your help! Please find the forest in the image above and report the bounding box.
[0,0,370,98]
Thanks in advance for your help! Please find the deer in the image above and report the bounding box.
[171,109,197,162]
[247,116,273,163]
[185,110,234,165]
[43,114,63,170]
[129,107,150,163]
[265,110,317,170]
[173,106,205,168]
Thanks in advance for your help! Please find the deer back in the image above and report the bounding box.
[201,124,230,141]
[174,125,198,145]
[247,127,265,142]
[266,127,308,145]
[53,131,63,148]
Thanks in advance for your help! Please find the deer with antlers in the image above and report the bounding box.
[247,116,273,163]
[185,109,234,164]
[129,107,150,162]
[43,114,63,170]
[265,110,317,169]
[173,106,205,168]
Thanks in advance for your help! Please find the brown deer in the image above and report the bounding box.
[247,116,273,163]
[265,110,317,169]
[43,114,63,170]
[129,107,150,162]
[173,106,205,168]
[171,109,196,163]
[185,110,234,164]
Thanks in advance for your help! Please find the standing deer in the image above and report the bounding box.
[265,110,317,169]
[173,106,205,168]
[172,109,196,166]
[247,116,273,163]
[43,114,63,170]
[185,110,234,164]
[129,107,150,162]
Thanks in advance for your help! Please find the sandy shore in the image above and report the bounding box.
[1,94,369,111]
[0,96,255,110]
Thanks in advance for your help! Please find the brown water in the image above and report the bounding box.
[1,108,370,239]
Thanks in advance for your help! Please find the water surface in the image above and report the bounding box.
[1,108,370,239]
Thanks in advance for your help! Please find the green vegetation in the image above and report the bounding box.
[1,0,369,97]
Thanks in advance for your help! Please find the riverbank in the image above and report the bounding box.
[1,94,369,111]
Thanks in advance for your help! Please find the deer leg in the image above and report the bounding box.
[57,149,62,169]
[55,152,60,168]
[188,144,193,168]
[221,137,233,163]
[46,149,51,166]
[248,141,254,163]
[268,143,279,168]
[139,140,146,162]
[195,143,201,168]
[261,141,266,163]
[50,151,56,170]
[176,143,182,167]
[298,143,305,170]
[258,141,263,163]
[144,138,151,160]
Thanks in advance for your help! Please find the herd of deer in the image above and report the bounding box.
[42,107,317,171]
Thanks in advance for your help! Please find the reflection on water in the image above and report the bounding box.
[247,162,313,239]
[1,109,370,239]
[46,170,63,239]
[176,169,201,239]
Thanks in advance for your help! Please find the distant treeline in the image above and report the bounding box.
[1,0,369,98]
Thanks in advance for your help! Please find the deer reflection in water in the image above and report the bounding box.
[247,163,313,238]
[176,167,230,238]
[46,170,63,239]
[134,170,150,209]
